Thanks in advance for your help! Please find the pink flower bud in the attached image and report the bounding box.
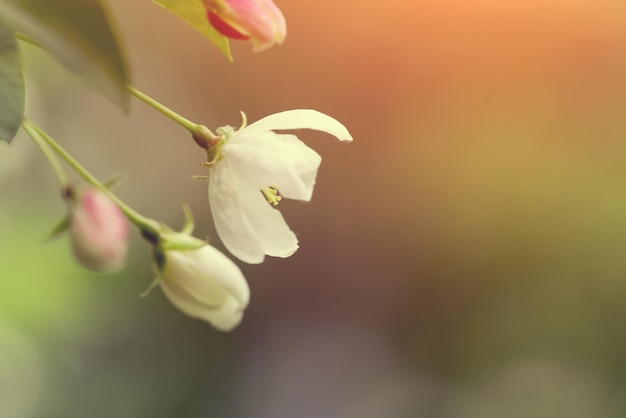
[204,0,286,51]
[69,188,129,273]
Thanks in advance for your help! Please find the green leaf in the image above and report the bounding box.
[42,215,70,243]
[152,0,232,61]
[0,24,24,144]
[0,0,130,110]
[102,172,126,190]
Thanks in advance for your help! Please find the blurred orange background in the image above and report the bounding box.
[2,1,626,417]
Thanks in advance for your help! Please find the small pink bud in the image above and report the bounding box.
[204,0,286,51]
[69,188,129,273]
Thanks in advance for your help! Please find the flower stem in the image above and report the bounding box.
[127,86,204,131]
[127,86,217,149]
[21,121,69,186]
[21,118,160,235]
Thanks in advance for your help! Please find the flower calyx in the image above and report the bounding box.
[204,112,247,165]
[141,206,206,273]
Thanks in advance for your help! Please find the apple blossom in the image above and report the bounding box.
[205,109,353,264]
[203,0,286,51]
[155,233,250,332]
[68,188,129,273]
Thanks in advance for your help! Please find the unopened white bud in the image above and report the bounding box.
[159,241,249,331]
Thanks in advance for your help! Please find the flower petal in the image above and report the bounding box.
[163,251,227,306]
[161,277,244,331]
[209,159,266,264]
[205,296,246,331]
[165,245,250,307]
[239,109,353,142]
[237,184,299,258]
[224,132,321,201]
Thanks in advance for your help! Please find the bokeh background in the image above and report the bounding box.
[2,1,626,417]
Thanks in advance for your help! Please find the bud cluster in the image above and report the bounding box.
[17,0,352,334]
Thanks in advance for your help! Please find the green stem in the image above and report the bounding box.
[128,86,217,149]
[22,121,69,186]
[127,86,212,134]
[22,118,160,235]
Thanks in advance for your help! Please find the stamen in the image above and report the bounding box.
[261,186,282,206]
[238,111,247,130]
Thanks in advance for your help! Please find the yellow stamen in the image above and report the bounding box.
[238,111,248,130]
[261,186,282,206]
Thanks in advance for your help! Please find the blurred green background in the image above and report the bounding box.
[2,1,626,417]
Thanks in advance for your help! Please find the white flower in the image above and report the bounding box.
[159,243,250,332]
[206,109,353,264]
